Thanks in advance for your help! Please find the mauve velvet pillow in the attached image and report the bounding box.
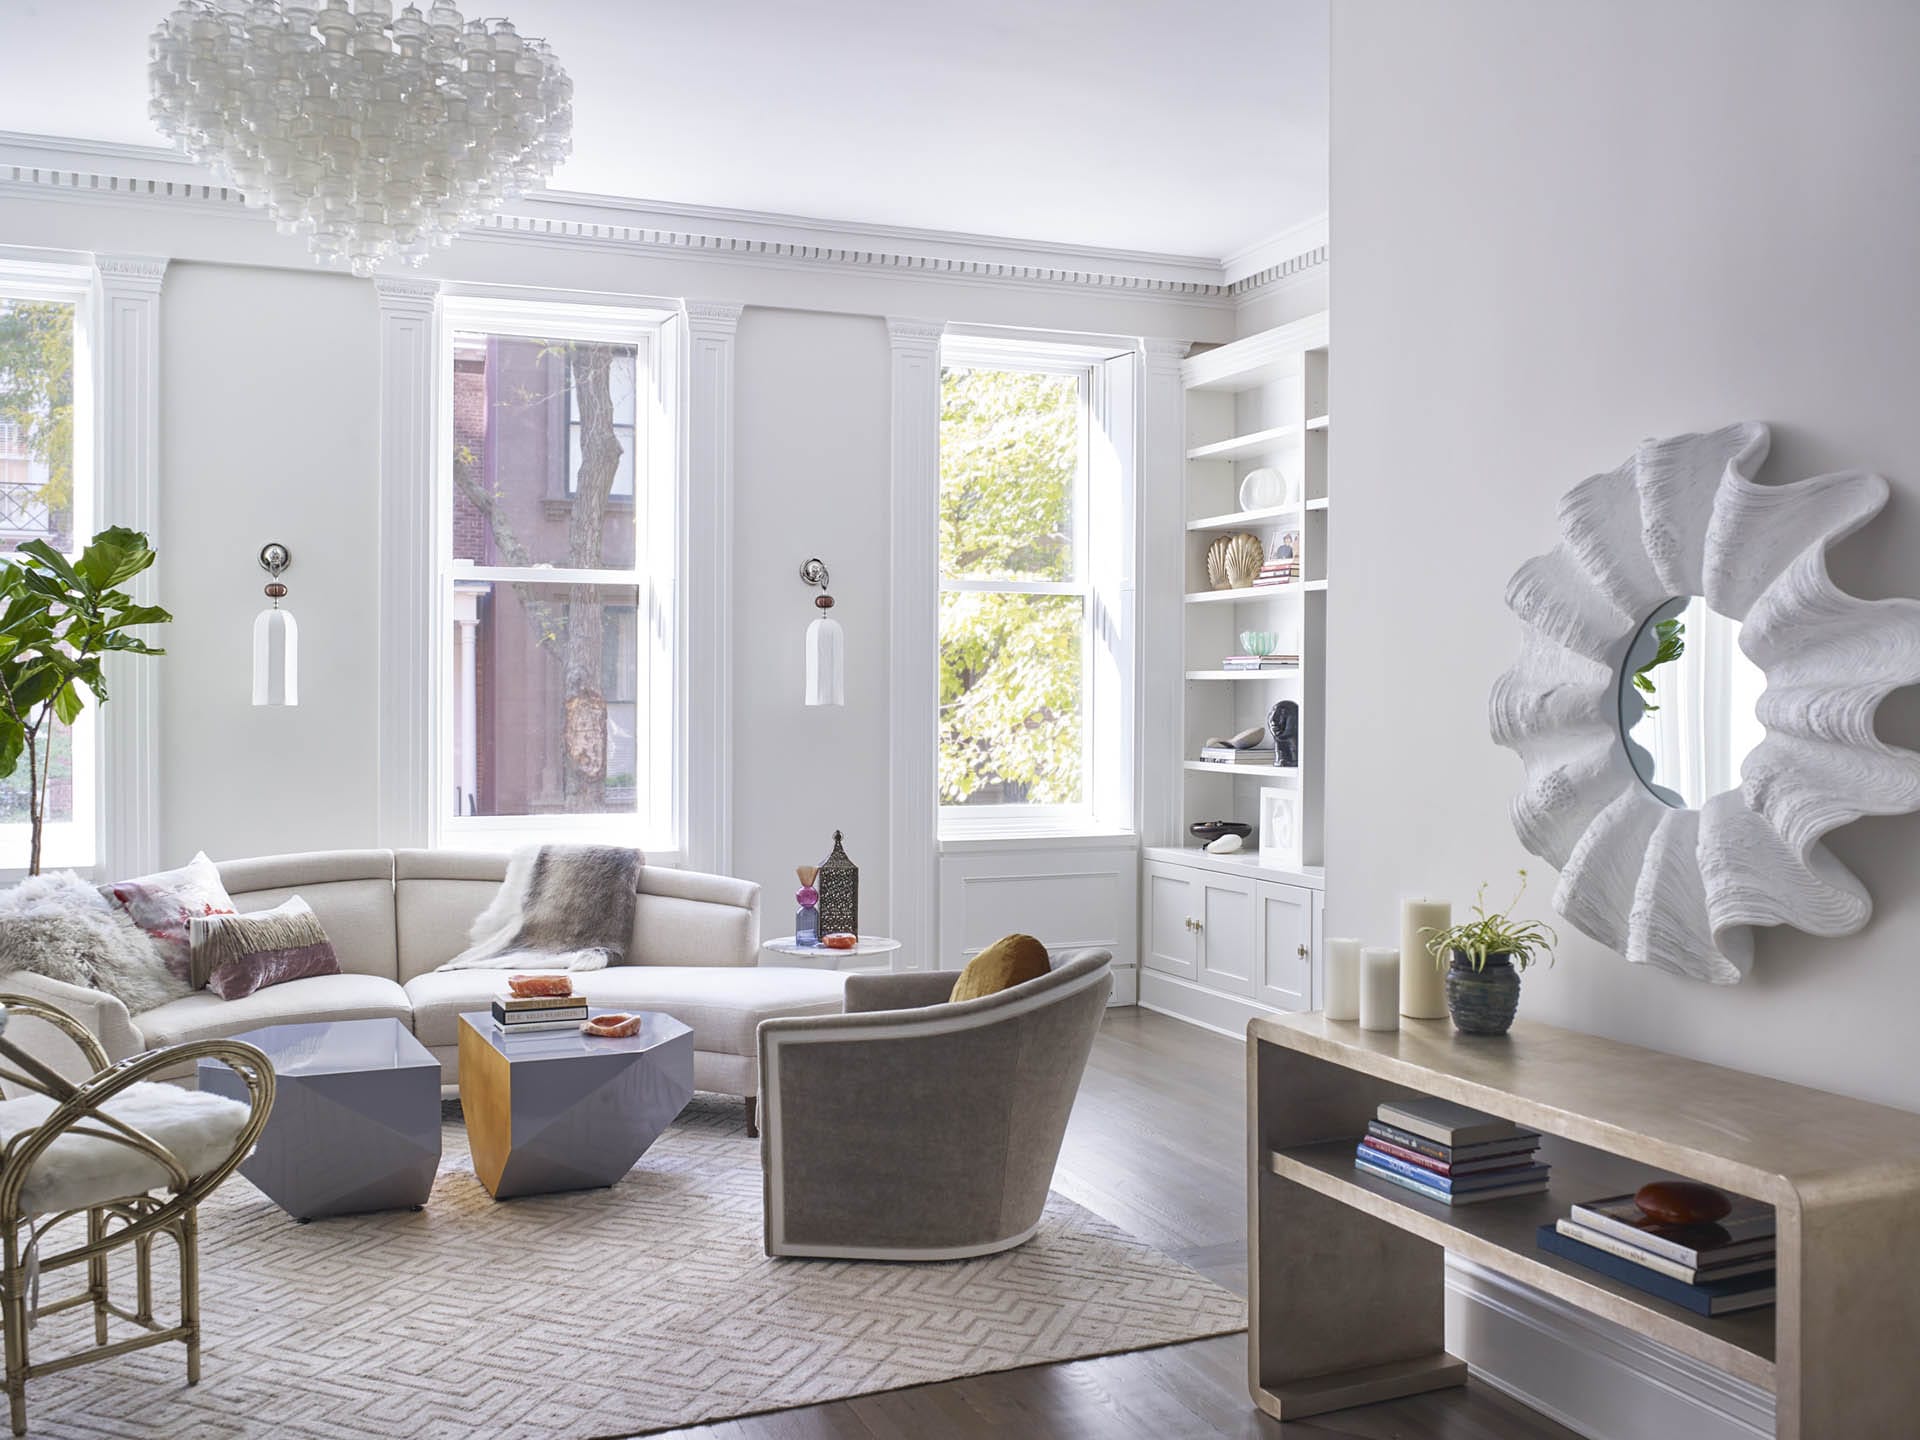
[188,896,341,1000]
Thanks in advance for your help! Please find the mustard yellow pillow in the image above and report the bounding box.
[950,933,1051,1003]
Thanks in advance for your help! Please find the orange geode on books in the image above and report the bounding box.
[507,974,574,998]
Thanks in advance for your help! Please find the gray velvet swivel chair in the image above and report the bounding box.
[755,948,1112,1259]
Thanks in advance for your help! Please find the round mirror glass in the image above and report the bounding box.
[1618,595,1766,808]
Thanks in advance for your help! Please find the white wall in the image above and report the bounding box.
[1331,2,1920,1429]
[729,308,895,940]
[160,262,382,861]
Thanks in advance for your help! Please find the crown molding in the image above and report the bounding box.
[0,130,1327,309]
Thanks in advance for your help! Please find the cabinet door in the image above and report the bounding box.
[1197,876,1255,997]
[1143,865,1199,980]
[1256,881,1314,1012]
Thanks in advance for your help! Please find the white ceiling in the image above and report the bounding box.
[0,0,1326,260]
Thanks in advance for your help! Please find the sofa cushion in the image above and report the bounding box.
[403,966,847,1055]
[217,851,399,982]
[135,973,410,1048]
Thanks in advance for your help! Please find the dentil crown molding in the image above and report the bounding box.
[0,131,1324,309]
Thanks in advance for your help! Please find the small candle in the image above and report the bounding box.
[1400,897,1452,1018]
[1325,937,1361,1021]
[1360,947,1400,1032]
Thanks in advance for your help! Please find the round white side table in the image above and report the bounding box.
[760,935,902,973]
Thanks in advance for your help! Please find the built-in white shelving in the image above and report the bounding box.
[1140,310,1331,1037]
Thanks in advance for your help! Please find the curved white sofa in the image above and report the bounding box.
[5,850,848,1108]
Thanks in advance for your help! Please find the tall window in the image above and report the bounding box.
[0,282,93,868]
[440,300,676,852]
[938,335,1136,835]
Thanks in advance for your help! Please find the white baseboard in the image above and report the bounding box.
[1445,1257,1773,1440]
[1108,962,1138,1007]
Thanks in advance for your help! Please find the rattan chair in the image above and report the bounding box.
[0,995,273,1435]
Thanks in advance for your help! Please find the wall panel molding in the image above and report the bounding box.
[94,253,167,876]
[682,299,742,874]
[886,317,945,970]
[373,276,440,849]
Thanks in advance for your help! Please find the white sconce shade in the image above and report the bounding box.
[806,612,844,707]
[253,605,298,707]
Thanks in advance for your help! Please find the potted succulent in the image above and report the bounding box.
[1422,871,1556,1036]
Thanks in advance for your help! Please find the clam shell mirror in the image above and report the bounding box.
[1491,422,1920,984]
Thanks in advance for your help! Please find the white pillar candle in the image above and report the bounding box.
[1325,937,1362,1021]
[1400,897,1452,1019]
[1360,947,1401,1032]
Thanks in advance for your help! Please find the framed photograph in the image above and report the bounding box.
[1259,786,1303,869]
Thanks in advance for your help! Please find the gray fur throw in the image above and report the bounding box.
[0,870,194,1014]
[438,845,644,972]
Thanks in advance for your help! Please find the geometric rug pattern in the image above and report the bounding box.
[19,1096,1247,1439]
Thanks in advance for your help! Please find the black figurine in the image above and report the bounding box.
[1268,700,1299,768]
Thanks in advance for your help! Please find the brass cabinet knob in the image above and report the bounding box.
[1297,943,1310,958]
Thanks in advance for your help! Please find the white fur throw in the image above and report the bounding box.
[0,1081,251,1215]
[0,871,192,1015]
[439,845,644,972]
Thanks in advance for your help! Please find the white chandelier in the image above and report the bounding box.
[149,1,572,277]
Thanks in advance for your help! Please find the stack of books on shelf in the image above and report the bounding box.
[1354,1097,1549,1206]
[1220,652,1300,671]
[491,991,589,1033]
[1198,741,1279,766]
[1253,558,1302,588]
[1537,1193,1777,1316]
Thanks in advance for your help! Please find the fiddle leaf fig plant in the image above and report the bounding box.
[0,527,171,875]
[1423,869,1559,972]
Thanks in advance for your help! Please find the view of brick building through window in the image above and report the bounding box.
[448,333,642,822]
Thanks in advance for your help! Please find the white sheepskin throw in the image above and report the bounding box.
[0,1081,250,1214]
[0,871,193,1015]
[438,845,643,972]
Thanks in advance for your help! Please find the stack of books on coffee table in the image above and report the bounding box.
[491,992,588,1033]
[1354,1097,1549,1206]
[1537,1193,1777,1316]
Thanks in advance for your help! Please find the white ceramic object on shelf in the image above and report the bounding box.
[1239,467,1294,511]
[1204,833,1244,854]
[1490,421,1920,984]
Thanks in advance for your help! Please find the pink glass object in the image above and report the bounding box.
[795,885,821,947]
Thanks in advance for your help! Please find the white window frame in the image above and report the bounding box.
[937,331,1138,842]
[0,257,98,872]
[434,295,683,856]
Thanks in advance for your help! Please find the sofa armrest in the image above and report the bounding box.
[843,970,957,1014]
[0,973,143,1082]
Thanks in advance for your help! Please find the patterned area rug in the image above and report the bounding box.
[22,1097,1246,1439]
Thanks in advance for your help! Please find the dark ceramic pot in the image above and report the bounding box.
[1445,951,1521,1035]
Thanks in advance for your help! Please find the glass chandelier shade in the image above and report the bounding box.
[149,1,573,278]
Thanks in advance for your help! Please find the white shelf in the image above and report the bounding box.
[1185,669,1301,681]
[1306,414,1330,431]
[1183,761,1300,779]
[1186,423,1306,462]
[1184,580,1326,604]
[1181,313,1330,392]
[1144,844,1326,891]
[1185,497,1327,532]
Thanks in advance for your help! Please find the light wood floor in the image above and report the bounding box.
[663,1008,1580,1440]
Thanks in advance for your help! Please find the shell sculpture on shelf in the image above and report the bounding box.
[1490,422,1920,984]
[1224,532,1265,590]
[1205,534,1234,590]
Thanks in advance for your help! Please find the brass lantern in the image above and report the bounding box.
[816,831,859,938]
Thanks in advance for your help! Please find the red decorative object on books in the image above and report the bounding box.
[1635,1179,1733,1225]
[508,975,574,998]
[581,1012,645,1038]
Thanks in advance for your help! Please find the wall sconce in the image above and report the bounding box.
[252,542,298,707]
[800,557,843,707]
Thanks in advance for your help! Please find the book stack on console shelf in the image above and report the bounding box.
[1200,725,1278,767]
[492,989,588,1033]
[1356,1097,1549,1205]
[1253,530,1302,588]
[1538,1188,1778,1317]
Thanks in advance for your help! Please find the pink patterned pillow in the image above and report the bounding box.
[99,852,238,986]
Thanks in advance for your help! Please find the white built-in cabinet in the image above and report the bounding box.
[1136,311,1331,1036]
[1142,855,1322,1032]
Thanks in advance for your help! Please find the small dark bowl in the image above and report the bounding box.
[1188,820,1253,843]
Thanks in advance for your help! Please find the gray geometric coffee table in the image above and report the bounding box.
[456,1009,694,1201]
[197,1017,441,1221]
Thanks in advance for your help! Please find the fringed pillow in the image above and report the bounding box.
[188,896,341,1000]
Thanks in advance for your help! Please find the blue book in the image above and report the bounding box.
[1353,1154,1548,1206]
[1354,1144,1549,1193]
[1536,1224,1776,1316]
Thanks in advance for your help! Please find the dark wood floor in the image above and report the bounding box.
[662,1009,1580,1440]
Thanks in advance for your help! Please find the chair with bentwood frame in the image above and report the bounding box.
[0,996,273,1435]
